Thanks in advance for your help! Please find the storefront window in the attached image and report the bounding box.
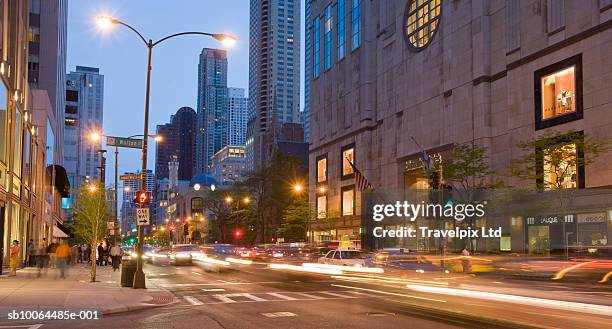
[0,81,7,164]
[317,195,327,219]
[341,145,354,179]
[341,187,354,216]
[543,143,577,190]
[317,156,327,183]
[24,128,31,186]
[535,55,583,130]
[13,108,23,177]
[541,66,576,120]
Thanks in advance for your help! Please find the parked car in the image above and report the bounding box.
[318,250,371,267]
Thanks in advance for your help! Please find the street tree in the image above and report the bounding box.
[73,182,110,282]
[509,130,611,189]
[277,194,312,242]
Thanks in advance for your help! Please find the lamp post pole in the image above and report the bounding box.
[114,145,118,245]
[96,16,235,289]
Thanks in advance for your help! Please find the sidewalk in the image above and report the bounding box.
[0,264,175,315]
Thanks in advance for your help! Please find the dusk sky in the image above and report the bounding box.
[67,1,294,189]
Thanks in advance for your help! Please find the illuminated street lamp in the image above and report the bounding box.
[97,15,236,289]
[293,184,303,192]
[88,184,97,192]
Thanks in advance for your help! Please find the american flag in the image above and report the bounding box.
[347,159,372,191]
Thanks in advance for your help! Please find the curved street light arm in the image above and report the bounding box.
[113,19,149,46]
[152,31,216,47]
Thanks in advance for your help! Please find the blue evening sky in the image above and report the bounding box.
[67,1,306,195]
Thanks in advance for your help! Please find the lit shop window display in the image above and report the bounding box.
[543,143,577,190]
[541,66,576,120]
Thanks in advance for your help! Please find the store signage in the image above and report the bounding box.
[576,212,605,224]
[526,214,574,225]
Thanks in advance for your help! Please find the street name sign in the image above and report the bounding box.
[106,136,143,149]
[136,208,150,226]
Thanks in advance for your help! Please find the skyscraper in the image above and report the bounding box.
[28,0,68,164]
[63,66,104,212]
[155,106,196,180]
[247,0,302,169]
[228,87,247,146]
[195,48,228,173]
[303,0,312,143]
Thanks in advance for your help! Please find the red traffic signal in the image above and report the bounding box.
[234,229,242,238]
[134,190,151,206]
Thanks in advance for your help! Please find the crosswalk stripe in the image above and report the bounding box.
[318,291,357,298]
[295,292,324,299]
[184,296,203,305]
[214,294,238,303]
[242,293,267,301]
[267,292,298,300]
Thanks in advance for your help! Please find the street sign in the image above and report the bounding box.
[120,173,141,180]
[106,136,143,149]
[136,208,150,226]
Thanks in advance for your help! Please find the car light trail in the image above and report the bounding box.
[405,284,612,317]
[192,254,231,266]
[330,284,446,303]
[552,261,596,280]
[331,274,449,286]
[269,263,343,275]
[226,257,254,265]
[302,263,384,274]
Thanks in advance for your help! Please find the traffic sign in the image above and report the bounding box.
[106,136,143,149]
[120,173,141,180]
[136,208,150,226]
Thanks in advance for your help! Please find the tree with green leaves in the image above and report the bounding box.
[509,130,611,189]
[151,229,170,246]
[441,142,503,190]
[277,194,313,242]
[73,182,110,282]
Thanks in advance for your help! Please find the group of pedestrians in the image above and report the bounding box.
[7,239,123,278]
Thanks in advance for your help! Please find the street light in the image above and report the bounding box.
[225,196,233,204]
[97,15,236,289]
[293,184,303,192]
[88,184,97,192]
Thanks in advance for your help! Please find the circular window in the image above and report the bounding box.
[404,0,442,51]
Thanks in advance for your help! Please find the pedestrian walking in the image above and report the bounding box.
[47,240,58,268]
[34,240,47,277]
[9,240,20,276]
[461,247,472,273]
[56,241,71,279]
[85,245,92,264]
[71,244,79,265]
[97,242,104,266]
[110,243,122,271]
[26,239,34,266]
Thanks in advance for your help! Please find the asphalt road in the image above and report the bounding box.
[3,258,612,329]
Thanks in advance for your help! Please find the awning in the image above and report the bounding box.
[46,165,71,197]
[53,221,72,238]
[53,226,69,238]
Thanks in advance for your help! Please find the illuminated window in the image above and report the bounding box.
[404,0,441,50]
[535,55,583,130]
[341,145,354,179]
[317,156,327,183]
[342,187,354,216]
[317,195,327,219]
[543,143,577,190]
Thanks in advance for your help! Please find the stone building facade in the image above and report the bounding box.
[308,0,612,247]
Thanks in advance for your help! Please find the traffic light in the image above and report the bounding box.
[183,223,188,236]
[234,229,242,238]
[134,190,151,206]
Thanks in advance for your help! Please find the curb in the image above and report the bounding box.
[102,297,178,316]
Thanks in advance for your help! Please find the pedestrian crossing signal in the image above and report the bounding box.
[134,190,151,206]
